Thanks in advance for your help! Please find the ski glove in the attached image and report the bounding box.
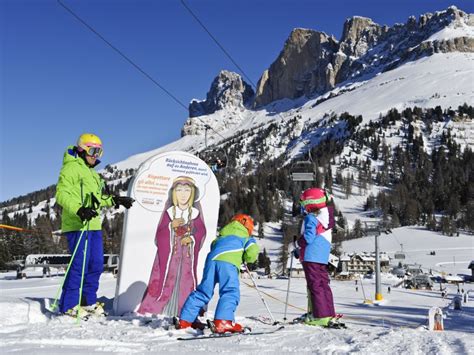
[292,248,300,259]
[77,207,98,222]
[113,196,134,209]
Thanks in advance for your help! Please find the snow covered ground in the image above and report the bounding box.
[341,226,474,277]
[1,227,473,354]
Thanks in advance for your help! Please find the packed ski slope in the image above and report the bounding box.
[1,227,473,354]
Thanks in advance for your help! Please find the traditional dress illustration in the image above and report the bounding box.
[138,176,206,316]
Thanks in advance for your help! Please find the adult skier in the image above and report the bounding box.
[298,188,339,328]
[177,214,259,333]
[55,133,134,316]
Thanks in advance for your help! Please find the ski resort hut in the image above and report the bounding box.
[405,264,423,276]
[338,252,390,275]
[391,267,406,278]
[405,274,433,290]
[443,274,464,284]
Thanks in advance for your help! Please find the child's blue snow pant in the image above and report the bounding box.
[59,230,104,312]
[180,259,240,322]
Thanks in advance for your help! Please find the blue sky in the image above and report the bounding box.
[1,0,473,202]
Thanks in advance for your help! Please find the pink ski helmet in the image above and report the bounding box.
[299,188,327,212]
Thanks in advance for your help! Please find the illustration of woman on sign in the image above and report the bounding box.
[138,176,207,316]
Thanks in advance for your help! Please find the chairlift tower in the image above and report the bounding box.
[201,124,228,171]
[364,222,383,301]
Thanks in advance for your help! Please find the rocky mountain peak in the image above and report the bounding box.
[188,70,254,118]
[254,28,338,107]
[340,16,383,57]
[254,7,473,107]
[341,16,379,42]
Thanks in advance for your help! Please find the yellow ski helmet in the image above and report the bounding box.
[77,133,103,158]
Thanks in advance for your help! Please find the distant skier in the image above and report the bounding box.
[55,133,134,317]
[297,188,340,328]
[388,286,391,294]
[176,214,259,333]
[42,264,51,278]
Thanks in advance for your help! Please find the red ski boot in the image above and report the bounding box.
[174,317,206,330]
[211,319,244,334]
[176,319,192,330]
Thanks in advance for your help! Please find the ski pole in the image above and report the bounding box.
[359,274,368,302]
[283,249,294,321]
[50,222,89,312]
[76,232,89,323]
[244,264,279,325]
[284,236,298,321]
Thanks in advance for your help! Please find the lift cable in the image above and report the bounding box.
[57,0,226,142]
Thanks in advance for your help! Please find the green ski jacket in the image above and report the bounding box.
[55,146,114,232]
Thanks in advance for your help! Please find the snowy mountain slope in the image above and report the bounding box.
[113,52,473,171]
[424,9,474,42]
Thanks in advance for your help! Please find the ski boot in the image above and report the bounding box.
[304,315,346,329]
[82,302,107,317]
[173,317,206,330]
[327,317,347,329]
[291,313,309,324]
[64,306,89,320]
[208,319,244,334]
[175,318,192,330]
[304,315,332,327]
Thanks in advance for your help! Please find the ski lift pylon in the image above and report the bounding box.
[199,124,229,172]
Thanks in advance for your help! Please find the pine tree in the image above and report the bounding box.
[351,219,364,239]
[258,248,271,275]
[343,175,352,199]
[426,215,437,231]
[258,221,264,239]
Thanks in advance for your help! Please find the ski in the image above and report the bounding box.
[177,325,285,341]
[248,315,281,326]
[327,320,347,329]
[288,314,347,329]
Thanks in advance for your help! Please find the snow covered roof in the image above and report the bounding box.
[443,275,464,282]
[340,252,390,262]
[340,254,351,261]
